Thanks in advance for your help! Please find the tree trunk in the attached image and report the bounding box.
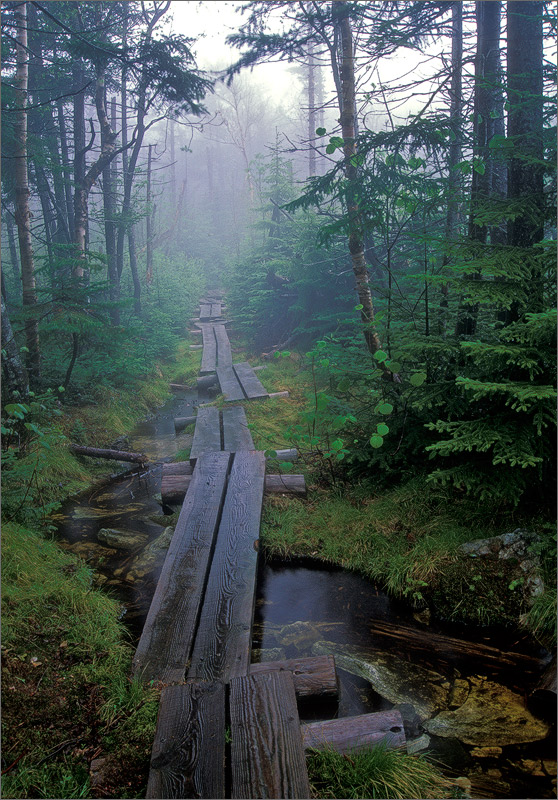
[1,296,29,398]
[102,88,119,325]
[13,1,41,382]
[439,1,463,332]
[334,1,386,362]
[506,1,544,316]
[57,96,75,238]
[308,39,317,178]
[72,59,87,278]
[146,143,154,285]
[6,211,21,286]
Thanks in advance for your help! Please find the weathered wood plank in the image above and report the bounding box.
[161,473,306,505]
[199,303,212,321]
[233,361,268,400]
[249,655,338,698]
[222,406,254,452]
[188,451,266,682]
[230,670,310,799]
[200,325,217,375]
[69,445,148,464]
[214,323,232,368]
[189,407,221,462]
[216,366,245,402]
[146,682,225,799]
[162,462,194,476]
[301,710,406,754]
[210,302,222,318]
[132,452,231,685]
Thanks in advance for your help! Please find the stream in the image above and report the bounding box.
[55,390,556,800]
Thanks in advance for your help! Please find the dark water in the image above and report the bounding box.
[55,392,556,800]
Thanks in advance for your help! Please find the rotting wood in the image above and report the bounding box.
[146,682,225,799]
[161,473,306,505]
[190,407,221,461]
[301,710,406,754]
[230,670,311,799]
[187,451,266,682]
[173,416,197,433]
[132,452,231,685]
[69,444,148,464]
[249,655,338,698]
[233,361,268,400]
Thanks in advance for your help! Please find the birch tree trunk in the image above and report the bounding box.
[13,1,41,381]
[1,296,29,398]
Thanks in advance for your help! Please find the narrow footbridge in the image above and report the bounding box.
[134,292,406,798]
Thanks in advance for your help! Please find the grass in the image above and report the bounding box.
[306,743,457,799]
[1,522,159,798]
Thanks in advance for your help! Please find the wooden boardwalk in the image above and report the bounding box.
[138,294,405,798]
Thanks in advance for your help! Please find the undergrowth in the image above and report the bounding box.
[306,742,457,799]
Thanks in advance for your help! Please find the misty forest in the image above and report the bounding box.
[1,1,556,799]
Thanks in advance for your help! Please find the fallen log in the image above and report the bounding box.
[173,416,197,433]
[69,445,148,464]
[301,710,406,754]
[196,375,219,393]
[250,655,338,699]
[268,391,289,399]
[169,383,191,391]
[266,448,298,462]
[189,345,203,350]
[162,462,194,476]
[161,473,306,504]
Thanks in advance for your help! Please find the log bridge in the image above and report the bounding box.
[136,295,406,798]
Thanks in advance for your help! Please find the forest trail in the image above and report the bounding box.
[134,295,406,799]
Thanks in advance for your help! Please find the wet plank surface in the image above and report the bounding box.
[190,407,221,462]
[199,303,212,321]
[211,302,222,319]
[249,655,339,698]
[146,682,225,799]
[132,452,231,685]
[222,406,254,451]
[216,365,245,401]
[188,451,266,682]
[214,323,232,368]
[230,670,310,799]
[301,709,406,753]
[233,361,269,399]
[199,325,216,374]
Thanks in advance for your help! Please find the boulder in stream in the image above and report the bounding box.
[59,541,117,568]
[423,675,550,746]
[311,640,450,720]
[97,528,148,550]
[121,526,175,582]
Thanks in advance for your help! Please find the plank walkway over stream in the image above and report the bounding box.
[135,293,406,798]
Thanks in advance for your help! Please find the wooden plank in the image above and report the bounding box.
[301,710,406,754]
[230,670,310,799]
[199,303,212,321]
[161,474,305,506]
[162,462,194,476]
[214,323,232,368]
[233,361,268,400]
[249,655,338,698]
[188,451,266,682]
[216,366,245,402]
[210,302,222,318]
[146,682,225,799]
[222,406,254,452]
[200,325,216,375]
[132,452,231,685]
[190,407,221,462]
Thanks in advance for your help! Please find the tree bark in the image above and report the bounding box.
[6,210,21,286]
[102,88,119,324]
[69,445,148,464]
[334,1,387,362]
[1,295,29,398]
[13,1,41,382]
[146,143,154,285]
[308,39,317,178]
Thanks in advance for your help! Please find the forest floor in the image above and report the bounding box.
[1,336,554,799]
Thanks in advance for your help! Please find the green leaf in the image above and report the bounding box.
[281,350,291,357]
[410,372,427,387]
[373,350,388,363]
[354,303,364,310]
[337,377,351,392]
[378,402,393,415]
[319,359,330,367]
[282,462,293,472]
[473,159,486,175]
[325,143,336,155]
[264,450,278,459]
[377,423,389,436]
[316,127,327,136]
[331,438,344,451]
[387,361,401,372]
[369,434,384,448]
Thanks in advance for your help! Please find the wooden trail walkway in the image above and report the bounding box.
[137,294,406,798]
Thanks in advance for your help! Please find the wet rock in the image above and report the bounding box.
[453,776,472,798]
[470,746,503,758]
[542,760,557,777]
[448,678,470,708]
[458,528,538,559]
[252,647,287,662]
[514,758,546,777]
[262,621,344,650]
[412,607,431,625]
[311,640,450,720]
[97,528,148,550]
[424,676,550,746]
[407,733,431,754]
[123,527,175,581]
[394,702,422,737]
[59,541,117,567]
